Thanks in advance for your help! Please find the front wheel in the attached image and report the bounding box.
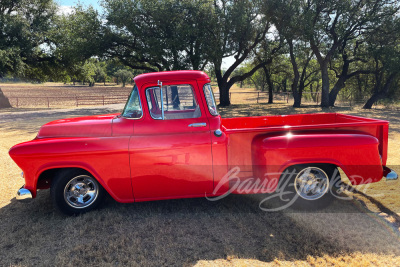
[51,169,105,215]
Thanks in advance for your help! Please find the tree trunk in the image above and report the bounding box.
[329,77,346,106]
[282,79,287,92]
[219,85,230,106]
[310,40,330,107]
[310,84,317,102]
[215,66,231,106]
[363,73,397,109]
[268,84,273,104]
[362,93,381,109]
[171,86,180,108]
[299,81,305,101]
[263,66,273,104]
[320,61,330,107]
[288,40,301,108]
[0,88,12,108]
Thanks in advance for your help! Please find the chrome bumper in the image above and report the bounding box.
[383,167,398,181]
[16,186,32,202]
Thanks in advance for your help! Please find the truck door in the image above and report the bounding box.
[130,80,214,200]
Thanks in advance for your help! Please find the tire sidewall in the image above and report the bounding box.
[282,164,340,211]
[51,170,105,215]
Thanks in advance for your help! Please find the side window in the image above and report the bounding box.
[203,84,219,116]
[121,85,143,119]
[146,85,201,120]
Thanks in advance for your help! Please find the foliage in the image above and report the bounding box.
[0,0,57,77]
[114,69,133,87]
[103,0,213,71]
[2,0,400,108]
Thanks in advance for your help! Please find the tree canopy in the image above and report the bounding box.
[0,0,57,77]
[2,0,400,109]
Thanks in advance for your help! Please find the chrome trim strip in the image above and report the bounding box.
[189,123,207,127]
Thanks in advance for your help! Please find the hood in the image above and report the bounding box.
[37,113,119,139]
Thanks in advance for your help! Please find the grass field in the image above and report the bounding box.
[0,83,400,266]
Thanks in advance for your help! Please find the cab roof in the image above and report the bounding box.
[133,70,210,87]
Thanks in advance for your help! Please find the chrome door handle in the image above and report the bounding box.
[188,123,207,127]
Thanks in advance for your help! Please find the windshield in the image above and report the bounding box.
[203,83,218,116]
[122,85,143,118]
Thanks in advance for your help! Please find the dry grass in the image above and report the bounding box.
[1,84,400,266]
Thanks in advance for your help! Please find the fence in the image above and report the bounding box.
[7,95,129,108]
[214,91,357,106]
[5,90,362,108]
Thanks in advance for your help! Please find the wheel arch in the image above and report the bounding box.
[278,160,343,176]
[37,167,93,189]
[34,163,115,200]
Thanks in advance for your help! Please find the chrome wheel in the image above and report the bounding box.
[63,175,99,209]
[294,167,329,200]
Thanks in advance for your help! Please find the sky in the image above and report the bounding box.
[57,0,236,69]
[57,0,101,11]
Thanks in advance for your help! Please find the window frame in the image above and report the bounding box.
[121,85,144,120]
[203,83,219,116]
[145,84,201,120]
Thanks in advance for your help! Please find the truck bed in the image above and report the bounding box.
[222,113,389,171]
[222,113,387,132]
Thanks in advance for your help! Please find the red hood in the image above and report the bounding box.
[37,113,119,138]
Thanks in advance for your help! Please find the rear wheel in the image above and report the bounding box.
[282,164,340,210]
[51,169,105,215]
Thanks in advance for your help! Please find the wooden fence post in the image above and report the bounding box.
[257,92,259,103]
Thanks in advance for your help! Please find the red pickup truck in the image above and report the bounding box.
[9,70,397,215]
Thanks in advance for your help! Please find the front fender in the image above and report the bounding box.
[9,137,134,202]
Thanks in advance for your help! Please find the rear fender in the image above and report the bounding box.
[252,133,383,191]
